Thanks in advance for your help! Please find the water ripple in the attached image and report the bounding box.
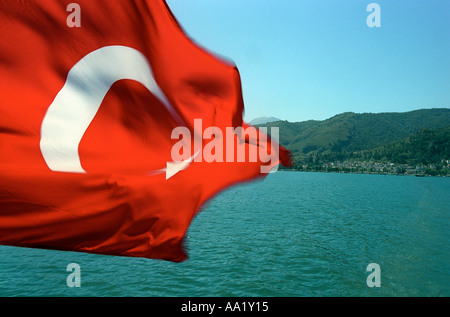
[0,172,448,296]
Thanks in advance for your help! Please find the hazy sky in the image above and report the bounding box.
[166,0,449,123]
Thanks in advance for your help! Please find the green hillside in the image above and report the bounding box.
[313,125,450,164]
[259,108,450,175]
[262,108,450,157]
[358,126,450,165]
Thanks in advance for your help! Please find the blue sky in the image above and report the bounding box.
[166,0,450,123]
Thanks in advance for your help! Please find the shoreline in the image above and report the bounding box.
[278,168,449,177]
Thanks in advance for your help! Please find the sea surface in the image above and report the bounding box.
[0,171,449,297]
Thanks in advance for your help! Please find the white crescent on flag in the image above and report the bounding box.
[40,45,187,177]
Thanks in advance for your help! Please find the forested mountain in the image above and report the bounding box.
[313,125,450,165]
[258,108,450,174]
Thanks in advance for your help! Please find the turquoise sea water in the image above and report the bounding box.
[0,171,449,297]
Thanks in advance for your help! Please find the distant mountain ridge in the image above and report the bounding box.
[258,108,450,165]
[249,116,281,125]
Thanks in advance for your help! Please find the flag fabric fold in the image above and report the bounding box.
[0,0,291,262]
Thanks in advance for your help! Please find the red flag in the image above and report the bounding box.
[0,0,291,262]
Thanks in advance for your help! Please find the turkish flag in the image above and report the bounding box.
[0,0,291,262]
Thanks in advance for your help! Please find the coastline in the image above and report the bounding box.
[279,167,449,177]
